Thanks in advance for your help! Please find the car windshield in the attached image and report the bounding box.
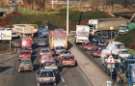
[119,50,128,54]
[63,56,73,60]
[38,71,53,77]
[41,49,49,52]
[116,44,125,49]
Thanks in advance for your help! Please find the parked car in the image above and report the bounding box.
[36,68,58,86]
[17,59,33,72]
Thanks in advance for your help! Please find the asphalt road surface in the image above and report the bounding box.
[0,50,90,86]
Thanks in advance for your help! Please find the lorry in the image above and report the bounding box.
[75,25,90,44]
[49,29,68,49]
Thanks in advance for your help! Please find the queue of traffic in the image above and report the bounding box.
[75,21,135,86]
[9,24,77,86]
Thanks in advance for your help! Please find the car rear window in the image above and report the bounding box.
[39,71,53,77]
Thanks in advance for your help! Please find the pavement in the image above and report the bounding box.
[70,45,110,86]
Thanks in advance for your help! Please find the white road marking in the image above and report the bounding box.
[61,75,65,83]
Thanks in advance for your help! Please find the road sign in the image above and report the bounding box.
[0,30,12,40]
[105,55,115,64]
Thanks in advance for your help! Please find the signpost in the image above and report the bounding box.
[0,30,12,40]
[105,55,116,86]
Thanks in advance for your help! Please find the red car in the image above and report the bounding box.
[21,37,33,48]
[60,55,77,66]
[82,42,97,51]
[91,48,102,57]
[39,54,53,64]
[19,51,32,60]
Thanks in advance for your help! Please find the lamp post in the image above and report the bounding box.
[66,0,69,36]
[110,26,114,41]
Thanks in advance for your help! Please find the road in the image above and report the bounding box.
[0,48,90,86]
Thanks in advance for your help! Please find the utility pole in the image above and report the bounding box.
[51,0,54,9]
[66,0,69,36]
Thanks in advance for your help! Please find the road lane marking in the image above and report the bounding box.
[60,75,65,83]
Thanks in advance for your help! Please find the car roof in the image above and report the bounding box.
[109,41,123,45]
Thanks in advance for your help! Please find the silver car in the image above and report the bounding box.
[18,59,33,72]
[36,68,57,86]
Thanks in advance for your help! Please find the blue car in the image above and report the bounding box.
[38,25,49,38]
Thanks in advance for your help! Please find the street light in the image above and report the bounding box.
[110,26,114,41]
[66,0,69,36]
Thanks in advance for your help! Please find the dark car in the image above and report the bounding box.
[38,25,49,38]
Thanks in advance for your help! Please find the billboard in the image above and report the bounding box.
[0,30,12,40]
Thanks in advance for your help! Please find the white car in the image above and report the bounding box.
[101,41,127,58]
[118,49,131,58]
[18,59,33,72]
[43,61,58,71]
[118,25,129,34]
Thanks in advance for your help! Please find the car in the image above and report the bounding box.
[118,49,131,58]
[39,54,54,64]
[59,50,72,57]
[43,60,58,71]
[54,46,66,55]
[39,47,51,56]
[21,37,33,48]
[82,42,97,51]
[91,48,102,57]
[36,68,58,86]
[118,25,129,34]
[19,49,32,60]
[17,59,33,72]
[101,41,127,58]
[60,54,77,66]
[36,38,48,47]
[12,32,20,38]
[37,25,49,38]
